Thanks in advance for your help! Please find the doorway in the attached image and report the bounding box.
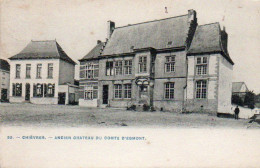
[1,89,7,102]
[58,92,66,105]
[139,85,149,104]
[25,83,30,101]
[102,85,109,104]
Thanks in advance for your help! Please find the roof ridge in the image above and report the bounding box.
[116,14,188,29]
[198,22,220,27]
[31,40,56,42]
[54,41,61,56]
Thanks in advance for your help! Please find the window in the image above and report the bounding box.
[26,64,31,78]
[16,64,21,78]
[80,63,99,79]
[44,84,55,97]
[48,63,53,78]
[124,60,132,75]
[196,57,208,75]
[86,64,94,79]
[36,64,42,78]
[165,83,174,99]
[12,83,22,97]
[124,84,132,98]
[106,61,114,76]
[84,84,98,100]
[115,61,123,75]
[33,83,43,97]
[139,56,147,73]
[196,80,207,99]
[114,84,122,99]
[165,55,175,72]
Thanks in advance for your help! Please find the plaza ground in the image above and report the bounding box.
[0,103,259,128]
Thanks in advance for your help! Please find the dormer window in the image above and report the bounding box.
[196,57,208,75]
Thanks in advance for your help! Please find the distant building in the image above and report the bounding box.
[232,82,249,101]
[0,59,10,102]
[8,40,78,105]
[78,9,234,113]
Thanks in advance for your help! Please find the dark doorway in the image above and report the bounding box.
[139,85,149,104]
[103,85,109,104]
[25,83,30,101]
[1,89,8,102]
[58,92,66,105]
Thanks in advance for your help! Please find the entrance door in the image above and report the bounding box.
[58,92,66,105]
[139,85,149,104]
[102,85,109,104]
[25,83,30,101]
[1,89,7,102]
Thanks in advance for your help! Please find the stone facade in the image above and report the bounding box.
[78,10,234,114]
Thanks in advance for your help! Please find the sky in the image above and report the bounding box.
[0,0,259,93]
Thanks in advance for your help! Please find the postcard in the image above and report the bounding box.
[0,0,260,167]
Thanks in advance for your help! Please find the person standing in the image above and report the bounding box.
[234,106,240,120]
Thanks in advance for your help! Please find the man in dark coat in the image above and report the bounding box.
[234,106,240,120]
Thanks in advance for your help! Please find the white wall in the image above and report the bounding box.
[186,55,218,100]
[9,59,60,102]
[218,55,233,113]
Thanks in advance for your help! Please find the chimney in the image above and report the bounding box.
[188,9,197,23]
[221,26,228,52]
[107,20,115,39]
[97,40,101,44]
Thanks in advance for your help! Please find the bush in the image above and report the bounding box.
[244,91,255,109]
[232,95,244,106]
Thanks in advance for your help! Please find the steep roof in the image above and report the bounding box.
[187,23,234,65]
[232,82,249,93]
[9,40,76,65]
[79,42,104,61]
[102,15,190,56]
[0,59,10,71]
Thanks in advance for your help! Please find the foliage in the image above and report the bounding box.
[232,95,244,106]
[244,91,255,109]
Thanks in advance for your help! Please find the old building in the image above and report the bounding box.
[9,40,78,105]
[79,10,234,113]
[0,59,10,102]
[232,82,249,101]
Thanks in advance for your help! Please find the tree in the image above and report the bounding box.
[232,94,244,106]
[244,91,255,109]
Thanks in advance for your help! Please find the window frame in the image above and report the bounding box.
[115,60,123,75]
[13,83,22,97]
[47,63,53,79]
[36,64,42,79]
[165,55,176,73]
[114,84,122,99]
[84,84,98,100]
[196,56,208,75]
[15,64,21,78]
[25,64,31,78]
[124,60,132,75]
[164,82,175,99]
[124,84,132,99]
[138,56,147,73]
[106,61,114,76]
[195,80,207,99]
